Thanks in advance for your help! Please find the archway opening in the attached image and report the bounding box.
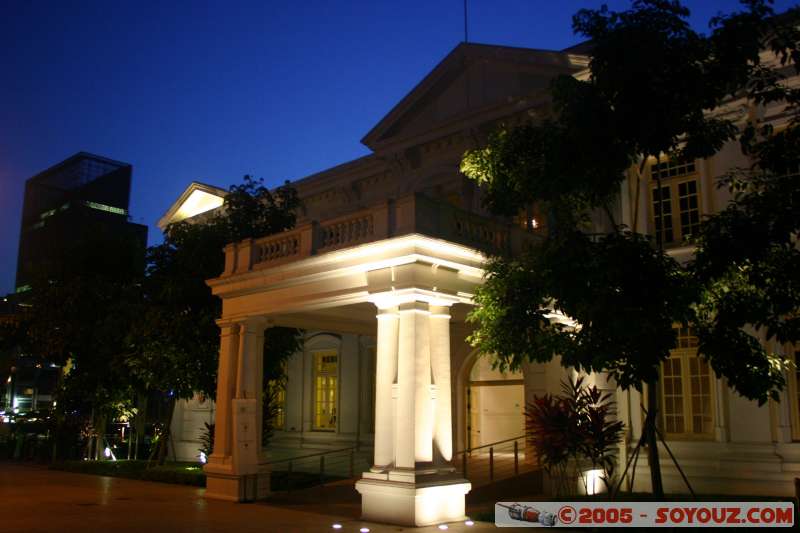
[467,355,524,449]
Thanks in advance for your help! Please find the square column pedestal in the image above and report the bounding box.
[205,464,271,502]
[356,471,471,527]
[205,398,271,501]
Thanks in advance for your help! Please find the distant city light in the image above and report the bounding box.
[199,452,207,464]
[104,447,112,458]
[465,520,475,526]
[360,528,370,532]
[331,525,343,530]
[438,525,449,531]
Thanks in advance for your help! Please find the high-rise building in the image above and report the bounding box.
[14,152,148,292]
[3,152,148,415]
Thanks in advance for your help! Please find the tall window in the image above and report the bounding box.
[661,326,715,439]
[313,349,338,431]
[794,348,800,439]
[652,185,674,245]
[650,158,701,245]
[788,346,800,441]
[271,383,286,430]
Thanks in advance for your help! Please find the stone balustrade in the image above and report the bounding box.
[319,212,377,252]
[221,193,535,276]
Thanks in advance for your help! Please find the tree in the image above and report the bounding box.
[692,3,800,402]
[128,175,302,463]
[262,327,303,447]
[23,221,147,460]
[461,0,799,496]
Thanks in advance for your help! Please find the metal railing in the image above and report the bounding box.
[260,446,362,493]
[261,436,533,495]
[454,435,532,487]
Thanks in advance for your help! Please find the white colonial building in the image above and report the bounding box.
[159,42,800,525]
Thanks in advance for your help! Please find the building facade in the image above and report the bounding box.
[160,42,800,525]
[15,151,148,293]
[5,152,148,417]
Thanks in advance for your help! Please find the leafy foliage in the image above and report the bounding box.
[15,173,302,462]
[262,327,302,446]
[526,376,625,496]
[469,231,694,390]
[128,176,300,401]
[462,0,800,406]
[199,422,214,459]
[126,175,300,462]
[690,2,800,402]
[24,223,146,421]
[463,0,799,498]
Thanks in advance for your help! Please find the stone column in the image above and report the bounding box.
[236,317,263,399]
[357,292,470,527]
[205,316,269,502]
[207,321,239,465]
[429,304,453,462]
[372,306,399,471]
[254,325,266,454]
[397,301,433,466]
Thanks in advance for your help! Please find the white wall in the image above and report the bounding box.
[272,331,376,450]
[171,394,215,462]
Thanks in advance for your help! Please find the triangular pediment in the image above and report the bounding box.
[361,42,588,151]
[158,181,227,230]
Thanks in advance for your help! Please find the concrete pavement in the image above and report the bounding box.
[0,463,496,532]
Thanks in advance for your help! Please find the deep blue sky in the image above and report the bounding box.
[0,0,795,295]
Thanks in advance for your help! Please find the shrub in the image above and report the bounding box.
[526,376,625,496]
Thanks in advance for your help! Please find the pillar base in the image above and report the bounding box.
[204,464,270,502]
[355,475,471,526]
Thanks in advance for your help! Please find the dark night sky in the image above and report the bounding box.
[0,0,795,295]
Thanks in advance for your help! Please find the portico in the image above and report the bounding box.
[202,194,526,525]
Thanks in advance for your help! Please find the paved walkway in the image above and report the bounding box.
[0,463,497,532]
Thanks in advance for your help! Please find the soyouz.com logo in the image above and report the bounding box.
[495,501,795,527]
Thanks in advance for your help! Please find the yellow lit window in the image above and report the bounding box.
[651,158,696,180]
[677,180,701,238]
[649,158,701,246]
[787,346,800,441]
[313,350,338,431]
[272,383,286,430]
[652,184,674,245]
[661,327,715,439]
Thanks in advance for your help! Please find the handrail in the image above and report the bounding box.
[259,446,356,466]
[454,434,525,455]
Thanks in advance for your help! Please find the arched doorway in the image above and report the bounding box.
[467,355,525,449]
